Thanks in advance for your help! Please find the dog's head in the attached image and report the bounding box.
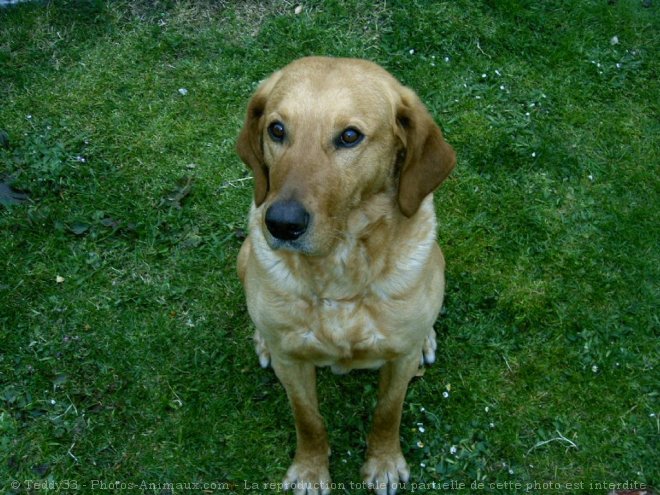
[237,57,455,256]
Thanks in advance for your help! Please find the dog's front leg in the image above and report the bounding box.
[271,358,331,495]
[361,355,420,495]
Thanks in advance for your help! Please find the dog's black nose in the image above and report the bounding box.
[265,200,310,241]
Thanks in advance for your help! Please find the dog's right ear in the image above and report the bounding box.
[237,93,268,206]
[236,72,282,207]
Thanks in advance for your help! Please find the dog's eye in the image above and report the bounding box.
[336,127,364,148]
[268,122,286,142]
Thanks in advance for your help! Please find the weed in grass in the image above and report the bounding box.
[0,119,90,199]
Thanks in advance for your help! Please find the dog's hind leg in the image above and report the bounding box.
[253,331,271,369]
[421,329,437,366]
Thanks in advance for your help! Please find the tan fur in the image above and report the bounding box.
[236,57,455,495]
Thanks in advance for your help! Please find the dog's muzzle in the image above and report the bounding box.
[265,199,310,242]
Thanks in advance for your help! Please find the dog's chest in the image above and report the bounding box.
[282,294,397,372]
[247,203,438,371]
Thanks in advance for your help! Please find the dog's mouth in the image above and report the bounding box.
[265,236,312,254]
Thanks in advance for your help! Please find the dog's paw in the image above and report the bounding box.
[420,329,437,366]
[283,461,331,495]
[253,331,271,368]
[361,453,409,495]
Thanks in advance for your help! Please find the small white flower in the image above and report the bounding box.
[27,115,33,120]
[495,69,501,76]
[616,63,622,69]
[418,426,426,433]
[500,85,505,90]
[650,413,656,418]
[588,174,594,181]
[610,35,619,45]
[444,56,450,63]
[485,406,490,413]
[592,365,599,373]
[294,5,303,14]
[420,462,426,468]
[409,49,415,55]
[56,275,65,284]
[442,391,450,399]
[482,73,487,78]
[508,468,514,474]
[50,399,56,405]
[489,422,495,428]
[450,445,457,455]
[178,88,189,96]
[420,407,426,412]
[531,152,537,158]
[417,441,424,448]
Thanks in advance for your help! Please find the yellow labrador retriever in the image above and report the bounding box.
[236,57,455,495]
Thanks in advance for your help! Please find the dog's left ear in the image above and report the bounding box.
[395,87,456,217]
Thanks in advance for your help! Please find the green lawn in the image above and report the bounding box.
[1,1,658,493]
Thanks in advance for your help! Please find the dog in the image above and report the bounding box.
[236,57,455,495]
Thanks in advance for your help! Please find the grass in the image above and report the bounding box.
[0,0,658,493]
